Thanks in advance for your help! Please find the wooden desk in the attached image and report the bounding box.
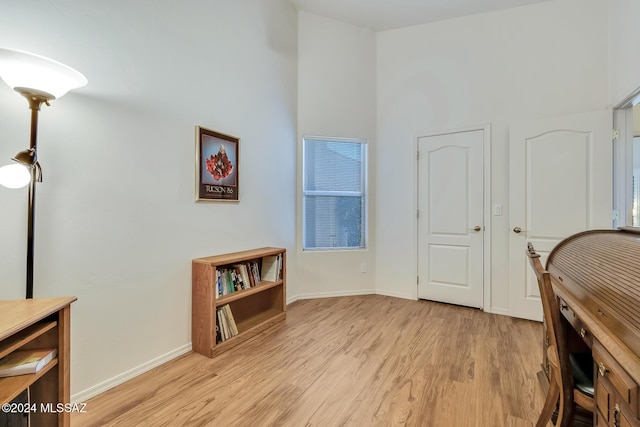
[545,229,640,427]
[0,297,76,427]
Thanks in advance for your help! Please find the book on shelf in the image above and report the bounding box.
[245,263,256,287]
[277,253,283,280]
[249,261,260,285]
[261,254,283,282]
[0,348,57,378]
[215,324,222,344]
[216,270,221,297]
[233,264,252,290]
[224,270,234,293]
[216,305,239,342]
[217,309,229,342]
[233,267,248,290]
[223,305,239,335]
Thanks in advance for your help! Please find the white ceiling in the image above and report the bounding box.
[289,0,551,31]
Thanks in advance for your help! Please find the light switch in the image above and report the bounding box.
[494,204,503,216]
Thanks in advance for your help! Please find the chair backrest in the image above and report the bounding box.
[526,243,575,394]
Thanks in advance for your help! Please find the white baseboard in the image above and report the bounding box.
[71,343,192,403]
[286,295,300,304]
[288,289,376,303]
[375,289,416,301]
[287,289,419,304]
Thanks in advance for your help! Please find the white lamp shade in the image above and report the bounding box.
[0,164,31,189]
[0,48,87,99]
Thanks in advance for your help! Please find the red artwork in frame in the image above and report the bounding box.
[196,126,239,202]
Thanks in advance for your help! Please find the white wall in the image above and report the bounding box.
[375,0,610,312]
[0,0,297,398]
[609,0,640,106]
[295,12,378,298]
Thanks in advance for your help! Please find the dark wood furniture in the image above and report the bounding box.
[543,228,640,427]
[528,244,594,427]
[0,297,76,427]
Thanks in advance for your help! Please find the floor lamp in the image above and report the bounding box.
[0,48,87,299]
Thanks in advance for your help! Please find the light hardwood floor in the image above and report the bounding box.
[72,295,544,426]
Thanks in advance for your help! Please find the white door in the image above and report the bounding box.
[418,130,484,308]
[509,110,612,321]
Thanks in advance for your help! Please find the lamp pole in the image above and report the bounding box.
[21,90,49,299]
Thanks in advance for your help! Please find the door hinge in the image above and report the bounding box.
[417,209,419,219]
[613,129,620,139]
[417,276,419,285]
[613,210,619,221]
[417,151,420,160]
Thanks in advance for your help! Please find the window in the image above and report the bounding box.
[303,137,367,250]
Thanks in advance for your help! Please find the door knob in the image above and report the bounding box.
[513,227,522,233]
[472,226,481,232]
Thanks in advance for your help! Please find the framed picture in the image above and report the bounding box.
[196,126,239,202]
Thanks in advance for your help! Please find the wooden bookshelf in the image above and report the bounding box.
[0,297,76,427]
[192,247,286,358]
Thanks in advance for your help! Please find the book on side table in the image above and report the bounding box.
[0,349,57,378]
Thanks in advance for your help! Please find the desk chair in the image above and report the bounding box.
[526,243,595,427]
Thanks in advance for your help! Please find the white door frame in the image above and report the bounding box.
[613,87,640,228]
[414,124,492,311]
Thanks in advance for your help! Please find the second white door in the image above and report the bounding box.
[508,110,612,321]
[417,130,484,308]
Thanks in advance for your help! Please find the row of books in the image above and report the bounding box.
[216,305,238,343]
[215,254,284,298]
[215,262,260,297]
